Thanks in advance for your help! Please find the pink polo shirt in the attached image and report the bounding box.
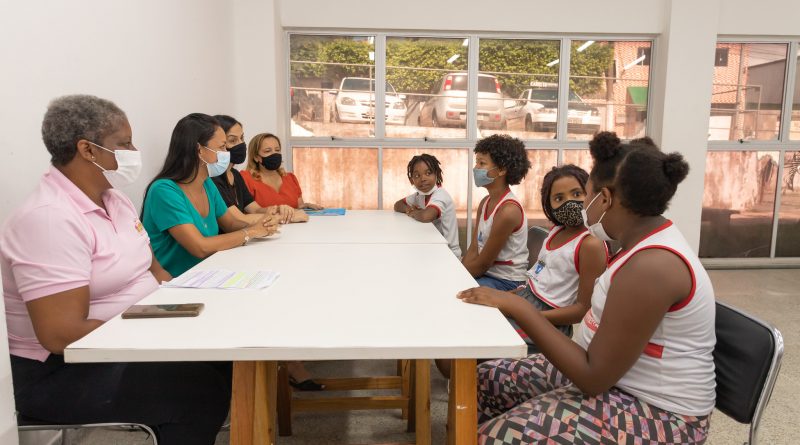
[1,166,159,362]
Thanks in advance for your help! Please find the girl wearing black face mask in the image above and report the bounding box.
[211,116,308,225]
[241,132,323,212]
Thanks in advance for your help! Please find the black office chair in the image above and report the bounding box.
[714,301,784,445]
[18,414,158,445]
[526,226,550,269]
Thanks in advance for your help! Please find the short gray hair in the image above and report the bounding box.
[41,94,128,166]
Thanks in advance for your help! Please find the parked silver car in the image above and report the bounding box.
[334,77,407,125]
[418,72,506,129]
[505,84,601,133]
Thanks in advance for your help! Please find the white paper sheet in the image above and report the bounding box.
[161,269,280,290]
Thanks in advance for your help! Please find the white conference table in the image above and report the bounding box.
[65,212,526,445]
[268,210,447,244]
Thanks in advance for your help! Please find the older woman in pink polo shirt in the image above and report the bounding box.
[0,95,229,444]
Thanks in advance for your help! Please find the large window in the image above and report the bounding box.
[569,40,652,141]
[701,41,800,259]
[289,34,376,138]
[287,33,654,243]
[386,37,470,139]
[708,43,788,141]
[478,39,561,139]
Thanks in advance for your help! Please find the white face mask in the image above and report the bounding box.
[90,142,142,189]
[581,192,614,242]
[414,185,437,196]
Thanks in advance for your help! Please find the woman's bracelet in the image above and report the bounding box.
[242,227,250,245]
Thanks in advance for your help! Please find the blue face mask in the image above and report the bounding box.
[201,145,230,178]
[473,167,498,187]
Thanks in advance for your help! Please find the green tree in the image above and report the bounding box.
[289,36,615,98]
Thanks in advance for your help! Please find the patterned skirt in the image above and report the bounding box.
[478,354,710,444]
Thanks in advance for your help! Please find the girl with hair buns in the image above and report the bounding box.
[460,132,716,444]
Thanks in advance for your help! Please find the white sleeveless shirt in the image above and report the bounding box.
[527,226,594,308]
[476,189,528,282]
[574,221,716,416]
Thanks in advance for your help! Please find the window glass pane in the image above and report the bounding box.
[386,37,469,139]
[477,39,561,140]
[699,150,779,258]
[709,43,787,141]
[777,151,800,256]
[791,46,800,140]
[561,149,593,173]
[471,150,558,229]
[290,34,376,138]
[568,41,651,140]
[292,147,379,209]
[382,147,470,252]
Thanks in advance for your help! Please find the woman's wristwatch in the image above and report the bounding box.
[242,228,250,245]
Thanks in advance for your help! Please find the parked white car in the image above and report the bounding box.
[418,72,506,130]
[333,77,407,125]
[505,85,601,133]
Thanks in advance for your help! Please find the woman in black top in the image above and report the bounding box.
[211,115,307,225]
[211,115,323,390]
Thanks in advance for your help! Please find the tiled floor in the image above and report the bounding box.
[29,269,798,445]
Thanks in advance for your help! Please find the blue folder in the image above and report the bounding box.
[305,208,346,216]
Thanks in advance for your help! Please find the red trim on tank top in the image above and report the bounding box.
[607,220,674,267]
[643,342,664,359]
[546,226,588,251]
[483,188,512,221]
[609,244,697,312]
[572,232,591,273]
[528,280,561,309]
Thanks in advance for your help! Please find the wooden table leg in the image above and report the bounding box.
[447,359,477,445]
[414,359,431,445]
[399,359,411,420]
[231,361,277,445]
[277,363,293,436]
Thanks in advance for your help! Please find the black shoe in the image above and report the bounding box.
[289,377,326,391]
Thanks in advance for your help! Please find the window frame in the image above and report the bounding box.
[284,30,658,242]
[706,38,800,259]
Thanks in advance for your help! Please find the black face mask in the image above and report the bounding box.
[261,153,282,171]
[228,142,247,165]
[552,200,585,227]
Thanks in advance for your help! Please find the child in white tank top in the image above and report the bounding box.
[513,165,607,353]
[462,135,531,291]
[459,132,715,444]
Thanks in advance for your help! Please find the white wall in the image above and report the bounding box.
[280,0,668,34]
[718,0,800,35]
[0,1,235,441]
[0,0,236,221]
[650,0,721,250]
[231,0,287,147]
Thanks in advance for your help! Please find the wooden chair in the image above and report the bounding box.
[277,359,431,444]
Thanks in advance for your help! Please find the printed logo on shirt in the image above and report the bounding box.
[583,309,599,332]
[534,259,545,275]
[134,220,145,234]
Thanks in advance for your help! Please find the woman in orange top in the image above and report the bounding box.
[240,133,323,210]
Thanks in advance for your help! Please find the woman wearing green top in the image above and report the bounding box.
[142,113,279,277]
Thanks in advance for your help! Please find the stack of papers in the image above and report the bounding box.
[162,269,280,290]
[306,208,346,216]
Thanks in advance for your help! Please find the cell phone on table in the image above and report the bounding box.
[121,303,204,319]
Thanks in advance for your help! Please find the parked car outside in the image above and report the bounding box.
[505,83,602,133]
[333,77,407,125]
[418,72,506,130]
